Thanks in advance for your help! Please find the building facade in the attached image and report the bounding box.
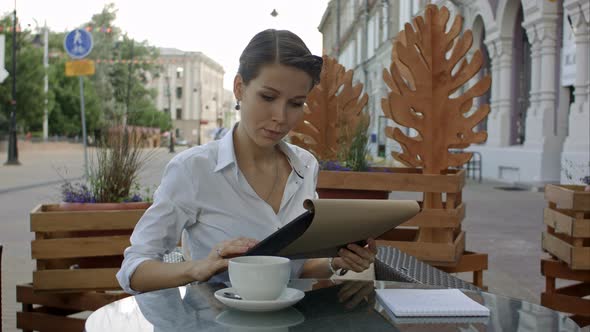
[149,48,225,145]
[319,0,589,185]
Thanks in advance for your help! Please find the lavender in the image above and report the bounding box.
[319,160,352,171]
[61,182,97,203]
[61,180,148,203]
[123,194,143,203]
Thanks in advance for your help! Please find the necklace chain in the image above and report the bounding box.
[264,154,279,203]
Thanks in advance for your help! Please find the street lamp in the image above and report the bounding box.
[31,19,49,142]
[165,75,174,153]
[5,8,20,165]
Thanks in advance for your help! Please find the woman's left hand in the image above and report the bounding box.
[333,238,377,273]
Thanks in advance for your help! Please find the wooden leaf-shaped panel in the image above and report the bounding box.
[381,5,491,174]
[291,55,368,161]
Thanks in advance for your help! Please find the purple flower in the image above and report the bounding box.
[319,160,352,171]
[123,194,143,202]
[61,181,98,203]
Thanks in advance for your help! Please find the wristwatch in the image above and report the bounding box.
[328,257,348,276]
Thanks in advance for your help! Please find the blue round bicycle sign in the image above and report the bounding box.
[64,29,93,59]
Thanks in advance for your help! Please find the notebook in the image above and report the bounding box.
[375,289,490,318]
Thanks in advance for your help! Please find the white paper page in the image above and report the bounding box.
[375,289,490,317]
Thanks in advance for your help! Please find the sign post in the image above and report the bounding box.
[64,29,94,177]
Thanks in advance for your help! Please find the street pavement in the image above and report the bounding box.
[0,143,554,332]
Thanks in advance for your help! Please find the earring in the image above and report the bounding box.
[235,100,241,111]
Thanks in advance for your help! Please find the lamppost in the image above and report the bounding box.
[124,38,134,127]
[5,8,19,165]
[165,75,174,153]
[32,19,49,141]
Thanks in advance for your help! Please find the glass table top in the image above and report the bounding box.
[84,279,584,332]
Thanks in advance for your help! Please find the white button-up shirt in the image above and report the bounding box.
[117,128,319,294]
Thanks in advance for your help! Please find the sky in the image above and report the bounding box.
[1,0,330,89]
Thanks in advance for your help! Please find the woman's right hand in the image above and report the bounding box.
[186,237,259,282]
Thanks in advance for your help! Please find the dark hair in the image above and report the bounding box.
[238,29,323,87]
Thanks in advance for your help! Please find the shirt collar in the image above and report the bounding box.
[214,125,236,172]
[214,124,306,179]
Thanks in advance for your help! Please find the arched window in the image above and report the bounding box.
[472,16,492,134]
[511,4,531,145]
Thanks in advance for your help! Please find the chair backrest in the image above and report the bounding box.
[375,246,480,291]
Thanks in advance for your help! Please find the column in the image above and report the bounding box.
[562,0,590,182]
[522,18,559,149]
[484,37,512,146]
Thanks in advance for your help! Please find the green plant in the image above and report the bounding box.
[61,125,155,203]
[337,114,370,172]
[90,130,152,202]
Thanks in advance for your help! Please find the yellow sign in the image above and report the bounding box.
[65,60,95,77]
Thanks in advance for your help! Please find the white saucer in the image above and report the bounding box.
[214,287,305,312]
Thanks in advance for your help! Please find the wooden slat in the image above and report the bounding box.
[36,231,47,271]
[446,193,457,210]
[377,231,465,263]
[541,259,590,281]
[31,208,144,232]
[317,169,464,193]
[317,188,389,199]
[33,268,121,291]
[433,252,488,271]
[556,282,590,297]
[17,283,128,310]
[32,235,130,259]
[17,311,85,332]
[570,315,590,327]
[400,202,465,228]
[546,276,556,293]
[39,256,124,270]
[377,227,418,241]
[541,292,590,316]
[545,184,590,211]
[544,207,590,238]
[542,232,590,270]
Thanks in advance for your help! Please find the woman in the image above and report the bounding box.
[117,29,376,294]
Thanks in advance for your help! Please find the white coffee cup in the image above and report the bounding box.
[228,256,290,301]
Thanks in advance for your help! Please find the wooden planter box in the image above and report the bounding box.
[545,185,590,211]
[30,204,148,292]
[543,185,590,270]
[318,168,468,263]
[317,168,465,193]
[541,258,590,327]
[375,228,465,263]
[16,283,129,331]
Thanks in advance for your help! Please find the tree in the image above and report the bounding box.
[86,4,161,126]
[1,4,163,137]
[0,14,45,135]
[48,56,101,136]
